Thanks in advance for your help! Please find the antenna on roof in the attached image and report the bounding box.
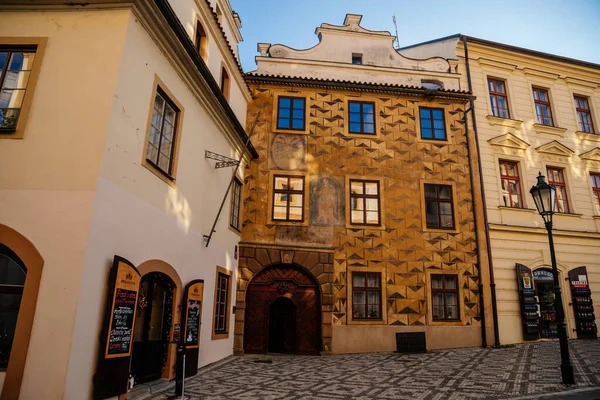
[392,14,399,49]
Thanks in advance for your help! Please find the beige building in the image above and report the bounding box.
[0,0,255,398]
[235,15,495,357]
[401,35,600,344]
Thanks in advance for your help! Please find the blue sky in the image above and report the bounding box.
[231,0,600,72]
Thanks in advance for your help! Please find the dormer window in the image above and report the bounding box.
[352,53,363,65]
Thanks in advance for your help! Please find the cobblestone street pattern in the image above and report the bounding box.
[133,340,600,400]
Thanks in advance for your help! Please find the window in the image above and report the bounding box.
[0,245,26,369]
[220,67,230,101]
[146,87,180,178]
[488,78,510,118]
[348,101,375,134]
[591,173,600,214]
[352,272,381,319]
[276,96,305,130]
[214,272,229,333]
[0,47,36,131]
[230,177,242,231]
[424,184,454,229]
[194,21,208,62]
[272,175,305,221]
[351,53,363,65]
[574,96,595,133]
[546,167,570,213]
[349,179,380,225]
[419,107,446,140]
[431,275,459,321]
[499,160,524,208]
[533,88,554,126]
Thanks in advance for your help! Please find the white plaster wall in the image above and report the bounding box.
[399,37,460,61]
[64,11,244,398]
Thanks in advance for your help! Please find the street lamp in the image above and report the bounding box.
[529,172,575,385]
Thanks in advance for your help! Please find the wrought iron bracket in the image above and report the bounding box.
[205,150,240,169]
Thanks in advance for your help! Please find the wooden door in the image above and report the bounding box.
[244,265,320,355]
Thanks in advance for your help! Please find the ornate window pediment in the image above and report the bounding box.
[535,140,574,157]
[579,147,600,162]
[488,133,530,151]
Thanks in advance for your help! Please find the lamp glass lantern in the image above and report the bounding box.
[529,172,556,224]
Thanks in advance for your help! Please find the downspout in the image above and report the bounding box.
[461,36,501,346]
[462,102,486,348]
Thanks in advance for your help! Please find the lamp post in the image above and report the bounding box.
[529,172,575,385]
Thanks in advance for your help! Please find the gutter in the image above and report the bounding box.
[153,0,258,158]
[461,36,500,347]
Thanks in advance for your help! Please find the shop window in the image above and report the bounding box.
[277,96,306,130]
[145,86,181,181]
[272,175,305,222]
[229,177,242,231]
[419,107,446,140]
[546,167,570,213]
[431,275,459,321]
[194,20,208,63]
[348,101,375,134]
[533,87,554,126]
[0,46,37,132]
[212,267,231,338]
[574,96,595,133]
[591,173,600,214]
[349,179,380,225]
[488,78,510,118]
[352,272,381,319]
[220,67,230,102]
[0,245,26,369]
[424,184,454,229]
[499,160,524,208]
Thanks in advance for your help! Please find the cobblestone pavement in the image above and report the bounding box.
[132,340,600,400]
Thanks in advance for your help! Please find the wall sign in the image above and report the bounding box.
[184,281,204,349]
[533,270,554,281]
[105,259,141,358]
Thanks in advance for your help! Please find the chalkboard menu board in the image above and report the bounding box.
[184,281,204,349]
[105,261,141,358]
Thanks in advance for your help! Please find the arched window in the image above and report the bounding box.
[220,67,230,102]
[194,20,208,63]
[0,244,26,369]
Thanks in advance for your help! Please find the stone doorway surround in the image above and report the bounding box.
[234,244,334,355]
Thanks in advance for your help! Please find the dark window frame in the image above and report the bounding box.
[214,272,229,334]
[348,100,376,135]
[351,53,363,65]
[488,78,510,118]
[220,67,230,101]
[0,45,37,133]
[591,173,600,212]
[533,87,554,126]
[272,175,305,222]
[431,274,460,322]
[146,87,180,179]
[546,167,571,213]
[349,179,381,226]
[352,272,382,320]
[574,95,595,133]
[229,177,242,231]
[424,184,455,229]
[276,96,306,131]
[419,107,447,140]
[194,20,208,62]
[499,160,524,208]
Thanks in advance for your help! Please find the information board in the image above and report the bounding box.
[105,260,141,358]
[184,281,204,349]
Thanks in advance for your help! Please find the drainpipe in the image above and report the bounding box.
[461,36,501,346]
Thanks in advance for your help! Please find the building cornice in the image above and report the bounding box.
[489,223,600,240]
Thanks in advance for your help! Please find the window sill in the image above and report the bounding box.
[0,127,23,139]
[533,124,567,137]
[348,318,386,325]
[228,225,241,236]
[142,160,176,188]
[575,131,600,142]
[417,137,451,145]
[272,127,308,135]
[429,319,464,327]
[554,212,583,219]
[498,206,536,213]
[270,219,309,227]
[211,331,229,340]
[423,226,459,234]
[486,115,523,129]
[346,223,386,231]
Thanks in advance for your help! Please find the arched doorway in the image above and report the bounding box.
[131,272,174,384]
[533,267,562,339]
[244,264,320,355]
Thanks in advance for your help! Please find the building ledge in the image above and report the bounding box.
[575,131,600,142]
[533,123,567,137]
[554,212,583,219]
[486,115,523,129]
[498,206,536,213]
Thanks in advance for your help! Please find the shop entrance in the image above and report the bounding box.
[268,297,296,354]
[131,272,174,384]
[533,268,558,339]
